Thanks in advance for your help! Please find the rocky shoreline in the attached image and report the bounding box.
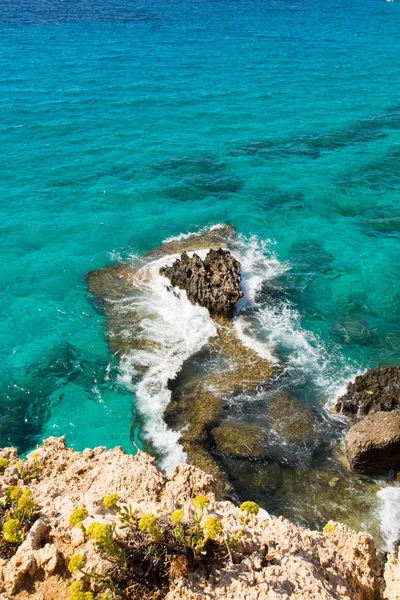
[85,225,400,545]
[0,436,399,600]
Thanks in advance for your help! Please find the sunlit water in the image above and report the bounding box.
[1,0,400,548]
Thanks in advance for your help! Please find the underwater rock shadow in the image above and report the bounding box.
[230,104,400,162]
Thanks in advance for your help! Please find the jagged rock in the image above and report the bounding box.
[334,366,400,419]
[159,248,243,320]
[346,410,400,474]
[211,421,269,460]
[3,518,59,594]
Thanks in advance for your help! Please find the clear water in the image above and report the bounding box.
[1,0,400,544]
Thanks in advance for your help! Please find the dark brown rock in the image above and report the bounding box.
[334,366,400,419]
[346,410,400,474]
[159,248,243,320]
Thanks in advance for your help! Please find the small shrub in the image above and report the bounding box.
[69,508,89,528]
[138,514,161,541]
[68,554,86,573]
[7,486,23,503]
[103,494,119,510]
[203,517,223,541]
[15,489,36,522]
[0,458,9,473]
[3,519,24,543]
[86,521,125,566]
[70,580,94,600]
[171,509,184,525]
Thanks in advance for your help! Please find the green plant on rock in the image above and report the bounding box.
[227,501,260,548]
[117,503,137,529]
[17,453,42,483]
[170,509,185,545]
[86,521,126,566]
[0,458,9,473]
[14,489,37,523]
[3,519,24,543]
[1,486,37,549]
[69,580,94,600]
[138,513,162,542]
[203,516,223,541]
[68,554,87,573]
[69,508,89,528]
[6,486,23,504]
[103,494,119,510]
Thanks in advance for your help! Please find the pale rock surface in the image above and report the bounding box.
[0,436,397,599]
[384,547,400,600]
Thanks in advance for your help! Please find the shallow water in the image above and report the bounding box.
[1,0,400,548]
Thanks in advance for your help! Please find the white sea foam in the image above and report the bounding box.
[377,485,400,551]
[162,223,226,243]
[230,233,357,403]
[116,252,217,472]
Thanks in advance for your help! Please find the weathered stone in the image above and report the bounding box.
[334,366,400,419]
[160,248,243,320]
[212,421,269,459]
[0,437,387,600]
[346,410,400,474]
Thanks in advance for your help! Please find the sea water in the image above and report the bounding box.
[1,0,400,548]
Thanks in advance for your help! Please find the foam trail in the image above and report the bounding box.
[163,223,226,243]
[230,233,358,403]
[117,253,217,473]
[377,485,400,551]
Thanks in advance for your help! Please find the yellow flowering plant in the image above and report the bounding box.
[70,580,94,600]
[103,494,119,510]
[203,517,223,541]
[68,554,86,573]
[0,458,9,473]
[69,508,89,528]
[86,522,126,566]
[3,519,24,543]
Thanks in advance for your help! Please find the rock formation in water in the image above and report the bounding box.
[346,410,400,475]
[1,436,397,600]
[334,367,400,475]
[159,248,244,320]
[334,366,400,419]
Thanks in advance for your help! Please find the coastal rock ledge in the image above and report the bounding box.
[0,437,397,600]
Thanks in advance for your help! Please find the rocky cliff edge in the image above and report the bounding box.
[0,437,397,600]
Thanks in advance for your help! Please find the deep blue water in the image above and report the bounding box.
[1,0,400,473]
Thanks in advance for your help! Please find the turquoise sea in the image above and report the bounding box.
[1,0,400,544]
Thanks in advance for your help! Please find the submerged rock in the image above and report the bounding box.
[346,410,400,475]
[164,321,275,483]
[211,421,269,460]
[334,366,400,419]
[266,392,318,444]
[159,248,243,320]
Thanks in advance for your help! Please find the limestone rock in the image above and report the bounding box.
[160,248,243,320]
[346,410,400,474]
[0,437,389,600]
[334,366,400,419]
